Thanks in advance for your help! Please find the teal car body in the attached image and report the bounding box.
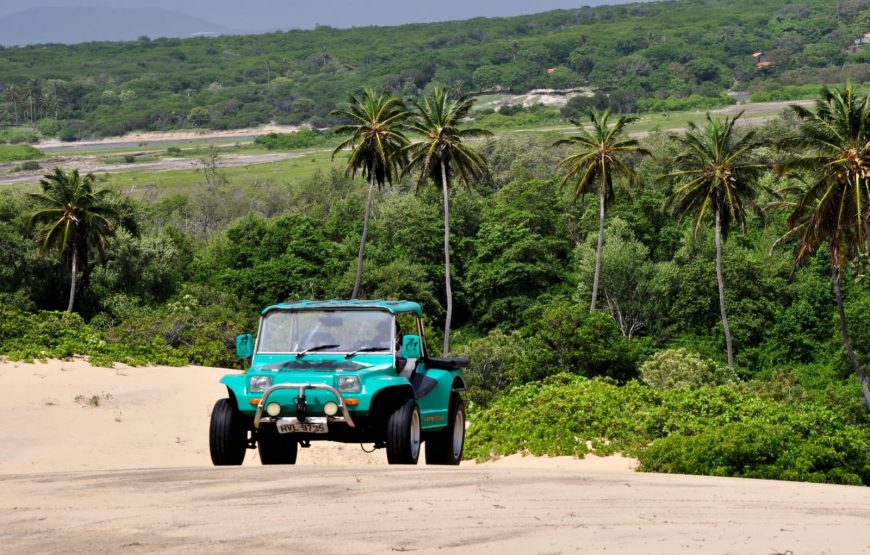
[212,300,467,463]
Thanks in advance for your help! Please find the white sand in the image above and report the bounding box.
[0,358,633,472]
[35,124,305,150]
[2,359,867,554]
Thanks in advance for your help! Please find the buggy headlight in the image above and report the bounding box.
[248,375,272,393]
[338,375,361,393]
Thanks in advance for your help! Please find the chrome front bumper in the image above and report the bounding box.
[253,383,356,429]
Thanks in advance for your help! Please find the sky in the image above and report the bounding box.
[0,0,645,32]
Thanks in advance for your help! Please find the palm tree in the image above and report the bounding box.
[772,84,870,407]
[405,87,492,355]
[662,112,764,369]
[554,109,650,312]
[5,84,20,125]
[331,88,409,299]
[42,79,64,120]
[25,79,40,125]
[28,168,121,312]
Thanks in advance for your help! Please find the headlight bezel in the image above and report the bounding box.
[248,375,273,393]
[338,375,361,393]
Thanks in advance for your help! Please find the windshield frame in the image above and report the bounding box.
[254,307,396,356]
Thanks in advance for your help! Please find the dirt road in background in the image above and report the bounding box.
[0,151,307,186]
[2,100,816,187]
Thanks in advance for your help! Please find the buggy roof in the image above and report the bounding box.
[262,299,423,317]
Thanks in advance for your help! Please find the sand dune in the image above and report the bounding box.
[1,358,868,554]
[0,358,633,472]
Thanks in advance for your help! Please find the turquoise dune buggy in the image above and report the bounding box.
[209,300,468,465]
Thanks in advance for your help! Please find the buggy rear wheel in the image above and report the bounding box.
[425,393,464,465]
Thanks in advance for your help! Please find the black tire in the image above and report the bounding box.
[209,398,247,466]
[425,393,465,465]
[258,434,298,465]
[386,398,421,464]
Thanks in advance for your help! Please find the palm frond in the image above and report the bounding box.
[554,108,649,207]
[664,112,765,240]
[27,167,122,266]
[330,88,409,188]
[404,86,491,191]
[773,84,870,268]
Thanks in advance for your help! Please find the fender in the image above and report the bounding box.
[414,368,461,431]
[220,374,251,414]
[221,374,249,401]
[362,377,415,414]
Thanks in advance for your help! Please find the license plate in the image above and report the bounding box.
[276,417,328,434]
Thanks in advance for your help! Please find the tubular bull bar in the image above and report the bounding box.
[253,383,356,429]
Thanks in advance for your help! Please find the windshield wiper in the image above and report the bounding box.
[296,344,340,358]
[345,346,389,358]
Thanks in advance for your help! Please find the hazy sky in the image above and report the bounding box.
[0,1,644,32]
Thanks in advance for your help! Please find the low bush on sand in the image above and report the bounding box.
[466,373,870,486]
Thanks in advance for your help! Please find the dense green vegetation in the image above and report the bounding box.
[1,0,869,138]
[253,129,338,150]
[466,374,870,485]
[0,144,43,162]
[2,34,870,484]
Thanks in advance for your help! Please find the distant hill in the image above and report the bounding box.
[0,0,867,139]
[0,7,235,46]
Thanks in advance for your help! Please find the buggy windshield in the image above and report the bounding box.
[257,309,393,354]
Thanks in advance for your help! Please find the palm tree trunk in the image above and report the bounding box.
[441,160,453,356]
[590,192,606,311]
[830,258,870,408]
[67,248,78,312]
[715,210,734,369]
[351,171,376,299]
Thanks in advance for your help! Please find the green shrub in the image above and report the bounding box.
[0,299,251,368]
[466,373,870,486]
[0,144,44,163]
[639,416,870,486]
[0,305,182,366]
[0,128,41,145]
[20,160,40,171]
[103,288,256,368]
[36,118,61,137]
[750,84,825,102]
[474,109,560,129]
[466,374,662,460]
[254,130,337,150]
[497,104,524,116]
[0,307,99,361]
[456,329,528,409]
[640,348,737,390]
[102,153,158,165]
[745,364,867,424]
[635,94,735,113]
[521,300,640,382]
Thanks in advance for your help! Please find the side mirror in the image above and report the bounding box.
[401,334,422,359]
[236,334,254,359]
